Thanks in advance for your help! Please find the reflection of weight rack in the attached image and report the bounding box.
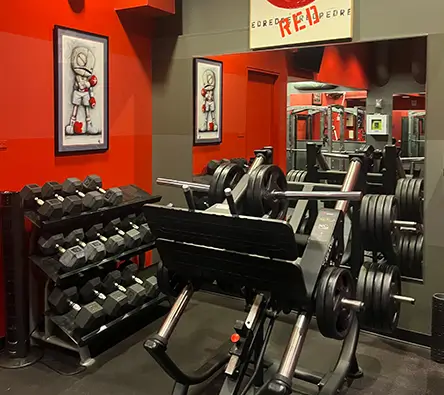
[10,184,169,367]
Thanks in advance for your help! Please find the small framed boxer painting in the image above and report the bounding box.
[54,26,109,154]
[193,58,223,146]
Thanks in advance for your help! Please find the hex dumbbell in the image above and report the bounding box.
[121,214,153,243]
[39,234,86,271]
[103,219,142,249]
[62,178,104,211]
[65,229,106,263]
[80,278,128,318]
[83,175,123,206]
[41,181,83,216]
[48,287,105,331]
[121,263,160,299]
[20,184,63,219]
[85,224,125,255]
[102,271,147,307]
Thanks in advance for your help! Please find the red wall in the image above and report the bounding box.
[0,0,155,339]
[392,96,426,142]
[0,1,153,192]
[192,51,289,174]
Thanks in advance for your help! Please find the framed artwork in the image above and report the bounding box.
[194,58,223,146]
[312,92,322,105]
[54,26,109,154]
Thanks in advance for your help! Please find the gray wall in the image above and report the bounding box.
[152,0,444,335]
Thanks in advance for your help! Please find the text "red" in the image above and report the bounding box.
[279,5,320,37]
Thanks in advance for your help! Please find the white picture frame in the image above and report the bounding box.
[194,58,223,146]
[54,26,109,154]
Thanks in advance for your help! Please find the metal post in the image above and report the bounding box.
[0,192,42,368]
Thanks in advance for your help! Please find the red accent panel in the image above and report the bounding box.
[0,0,154,337]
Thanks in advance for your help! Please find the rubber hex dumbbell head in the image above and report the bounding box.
[121,264,138,284]
[62,178,104,211]
[59,245,86,271]
[38,234,65,255]
[65,229,85,247]
[83,174,103,191]
[120,214,137,230]
[104,188,123,206]
[103,219,121,236]
[85,224,104,240]
[80,278,102,302]
[75,301,106,330]
[102,271,121,294]
[41,182,62,198]
[145,276,160,298]
[103,290,128,316]
[126,284,147,306]
[20,184,63,219]
[138,224,153,243]
[84,240,106,262]
[48,287,78,314]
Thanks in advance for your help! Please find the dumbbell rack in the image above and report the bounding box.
[27,184,169,366]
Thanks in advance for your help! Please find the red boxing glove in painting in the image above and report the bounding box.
[89,75,98,87]
[89,97,96,108]
[201,88,207,97]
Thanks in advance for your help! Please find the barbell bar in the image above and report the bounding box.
[158,177,362,202]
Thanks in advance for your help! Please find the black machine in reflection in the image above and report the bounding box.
[143,146,417,395]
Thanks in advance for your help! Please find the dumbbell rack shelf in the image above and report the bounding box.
[25,184,166,366]
[30,241,156,288]
[42,293,168,346]
[25,184,161,233]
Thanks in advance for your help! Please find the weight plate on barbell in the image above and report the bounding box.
[372,263,386,330]
[245,165,288,219]
[287,170,297,182]
[208,162,246,206]
[395,178,424,222]
[399,232,423,279]
[380,264,401,333]
[316,266,355,340]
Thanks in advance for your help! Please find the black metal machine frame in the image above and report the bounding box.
[143,150,366,395]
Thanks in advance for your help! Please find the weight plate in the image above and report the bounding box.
[412,178,424,222]
[208,162,246,206]
[399,233,410,277]
[295,171,307,182]
[287,170,297,182]
[380,264,401,333]
[385,195,399,256]
[245,165,288,219]
[360,195,371,249]
[372,263,385,331]
[315,267,334,339]
[412,234,424,279]
[374,195,386,245]
[406,178,415,219]
[362,262,376,328]
[367,195,378,250]
[357,262,370,326]
[316,266,355,340]
[395,178,408,219]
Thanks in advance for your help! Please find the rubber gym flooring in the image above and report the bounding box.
[0,293,442,395]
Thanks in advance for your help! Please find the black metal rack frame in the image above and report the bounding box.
[16,184,168,366]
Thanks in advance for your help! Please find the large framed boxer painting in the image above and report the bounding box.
[54,26,109,154]
[193,58,223,146]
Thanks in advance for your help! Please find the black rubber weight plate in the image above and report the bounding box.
[372,263,385,331]
[385,196,399,255]
[316,267,335,339]
[368,195,379,250]
[406,178,415,218]
[374,195,386,245]
[363,262,376,327]
[399,233,409,277]
[208,162,245,206]
[412,178,424,222]
[381,265,401,333]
